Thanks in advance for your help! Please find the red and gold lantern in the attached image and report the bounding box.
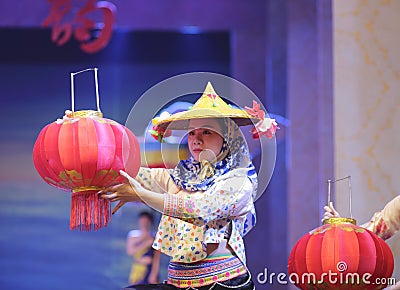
[288,217,394,290]
[32,68,140,231]
[289,176,395,289]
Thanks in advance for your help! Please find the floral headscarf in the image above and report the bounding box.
[170,118,258,197]
[169,118,258,236]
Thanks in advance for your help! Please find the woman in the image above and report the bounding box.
[127,211,160,285]
[99,82,277,289]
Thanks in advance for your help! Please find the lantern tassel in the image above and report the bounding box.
[70,190,111,231]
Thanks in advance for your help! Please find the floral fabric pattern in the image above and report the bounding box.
[152,215,207,263]
[157,171,254,263]
[164,174,253,223]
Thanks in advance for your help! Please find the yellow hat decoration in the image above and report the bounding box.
[150,82,277,142]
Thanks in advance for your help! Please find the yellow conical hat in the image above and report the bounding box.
[152,82,261,130]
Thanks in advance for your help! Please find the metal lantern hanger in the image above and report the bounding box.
[326,175,354,224]
[70,67,103,117]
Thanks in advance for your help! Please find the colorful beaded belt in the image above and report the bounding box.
[167,254,247,288]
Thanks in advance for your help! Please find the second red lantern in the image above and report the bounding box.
[288,217,394,290]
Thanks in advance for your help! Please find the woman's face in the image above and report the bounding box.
[187,119,224,162]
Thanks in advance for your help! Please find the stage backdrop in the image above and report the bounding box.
[0,29,230,290]
[334,0,400,280]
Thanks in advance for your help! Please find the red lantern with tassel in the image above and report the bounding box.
[288,176,394,289]
[32,68,140,231]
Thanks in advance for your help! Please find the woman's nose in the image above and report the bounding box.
[193,133,203,144]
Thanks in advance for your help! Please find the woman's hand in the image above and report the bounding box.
[99,170,165,214]
[120,170,165,213]
[322,202,341,224]
[98,182,142,214]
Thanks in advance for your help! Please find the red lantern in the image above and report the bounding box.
[288,217,394,289]
[32,68,140,231]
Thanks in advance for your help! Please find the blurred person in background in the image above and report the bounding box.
[127,211,160,285]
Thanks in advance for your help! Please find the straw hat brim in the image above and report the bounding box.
[153,108,260,130]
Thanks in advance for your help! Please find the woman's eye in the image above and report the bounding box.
[203,130,211,135]
[188,131,194,136]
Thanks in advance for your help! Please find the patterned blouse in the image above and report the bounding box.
[135,166,256,264]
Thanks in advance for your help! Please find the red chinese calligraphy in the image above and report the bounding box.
[42,0,116,54]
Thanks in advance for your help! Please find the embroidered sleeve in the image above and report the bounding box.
[163,176,254,222]
[135,167,177,194]
[361,195,400,240]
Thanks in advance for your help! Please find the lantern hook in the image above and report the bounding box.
[327,175,353,219]
[70,68,101,113]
